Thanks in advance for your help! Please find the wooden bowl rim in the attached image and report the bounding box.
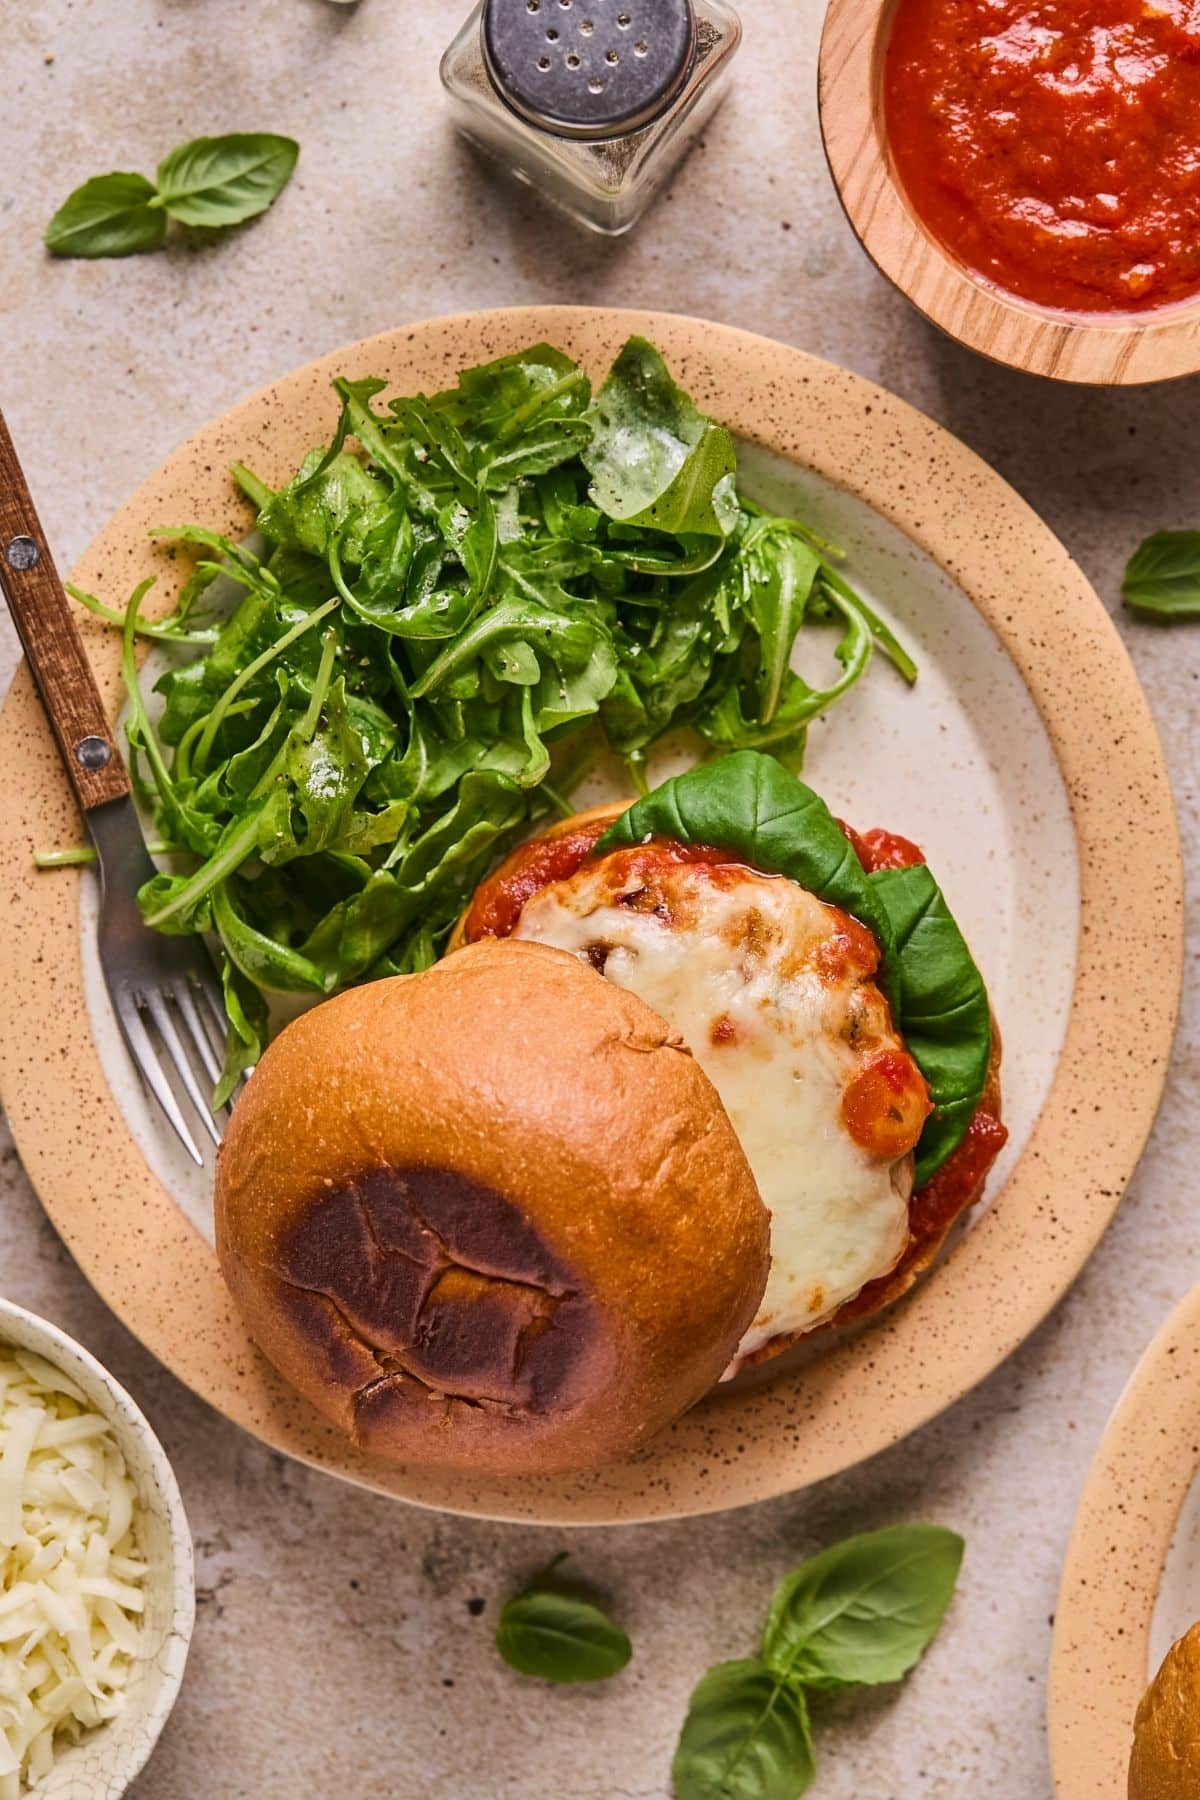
[818,0,1200,385]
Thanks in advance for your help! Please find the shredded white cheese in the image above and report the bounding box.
[0,1348,146,1794]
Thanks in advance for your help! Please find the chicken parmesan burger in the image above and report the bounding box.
[454,750,1006,1370]
[217,750,1003,1475]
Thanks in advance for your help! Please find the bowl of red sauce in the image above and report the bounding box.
[819,0,1200,382]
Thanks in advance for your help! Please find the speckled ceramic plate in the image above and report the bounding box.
[1050,1285,1200,1796]
[0,308,1182,1523]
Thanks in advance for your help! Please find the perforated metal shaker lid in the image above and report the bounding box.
[482,0,697,139]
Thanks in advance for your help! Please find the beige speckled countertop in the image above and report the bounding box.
[0,2,1196,1795]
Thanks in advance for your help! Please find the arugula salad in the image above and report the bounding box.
[69,337,916,1102]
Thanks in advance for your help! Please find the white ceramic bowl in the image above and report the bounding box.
[0,1298,194,1798]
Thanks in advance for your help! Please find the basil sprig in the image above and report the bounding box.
[46,132,299,259]
[673,1526,963,1799]
[599,751,991,1184]
[495,1556,631,1684]
[1123,529,1200,620]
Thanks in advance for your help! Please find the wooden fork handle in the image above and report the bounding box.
[0,405,129,812]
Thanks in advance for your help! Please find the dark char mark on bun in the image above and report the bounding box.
[268,1167,611,1428]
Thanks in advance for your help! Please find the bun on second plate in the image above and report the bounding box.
[215,938,770,1475]
[1129,1623,1200,1799]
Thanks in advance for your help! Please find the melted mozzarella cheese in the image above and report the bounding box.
[513,858,914,1369]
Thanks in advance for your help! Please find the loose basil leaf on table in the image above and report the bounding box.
[761,1525,965,1691]
[1122,529,1200,619]
[672,1658,815,1800]
[600,751,990,1181]
[154,132,300,228]
[45,132,298,259]
[495,1556,631,1684]
[44,172,166,259]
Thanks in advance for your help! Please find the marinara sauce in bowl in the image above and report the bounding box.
[819,0,1200,382]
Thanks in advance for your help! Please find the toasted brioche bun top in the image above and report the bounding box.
[1130,1623,1200,1799]
[215,938,770,1475]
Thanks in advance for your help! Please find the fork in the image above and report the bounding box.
[0,404,230,1167]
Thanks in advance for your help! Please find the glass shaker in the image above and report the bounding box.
[440,0,742,236]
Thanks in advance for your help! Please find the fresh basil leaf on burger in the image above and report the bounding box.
[215,751,1004,1475]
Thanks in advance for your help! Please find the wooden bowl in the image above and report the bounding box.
[819,0,1200,384]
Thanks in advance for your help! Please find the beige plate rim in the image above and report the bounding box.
[1049,1284,1200,1797]
[818,0,1200,386]
[0,305,1183,1524]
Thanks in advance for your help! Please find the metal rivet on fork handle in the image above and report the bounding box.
[75,735,112,771]
[5,534,40,571]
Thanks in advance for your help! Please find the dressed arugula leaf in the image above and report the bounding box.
[259,451,390,563]
[432,344,592,435]
[584,337,740,539]
[68,341,916,1100]
[743,521,822,723]
[212,879,330,996]
[599,752,990,1179]
[213,958,269,1109]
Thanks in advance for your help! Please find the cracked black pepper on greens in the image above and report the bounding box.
[67,337,917,1104]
